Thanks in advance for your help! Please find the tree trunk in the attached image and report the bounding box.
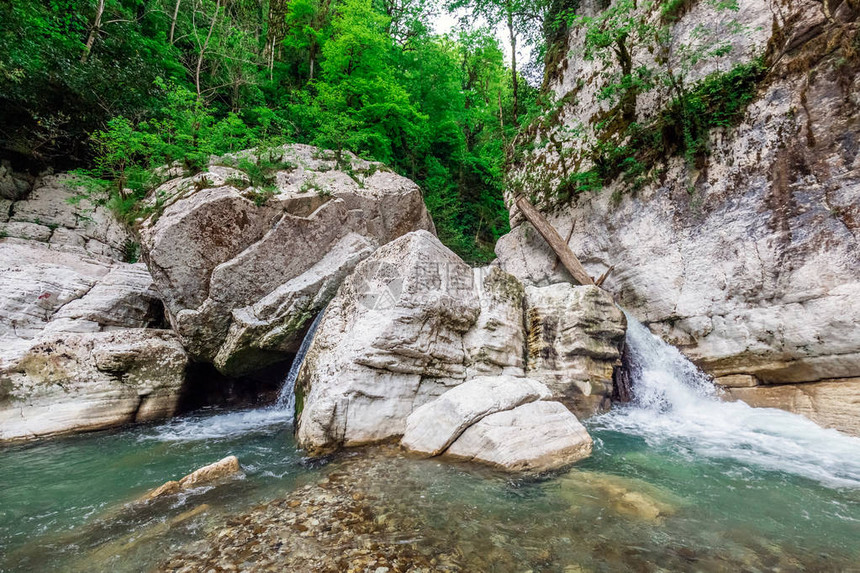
[264,0,290,70]
[169,0,181,44]
[507,8,519,122]
[515,196,595,286]
[196,0,221,100]
[81,0,106,63]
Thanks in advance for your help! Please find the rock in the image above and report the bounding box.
[463,266,527,378]
[401,376,552,457]
[296,229,621,455]
[715,374,759,388]
[0,173,187,441]
[142,456,243,501]
[502,1,860,395]
[558,471,678,523]
[139,144,434,375]
[295,230,481,453]
[444,401,593,472]
[0,161,33,201]
[524,284,626,417]
[0,330,187,440]
[213,233,375,374]
[724,378,860,436]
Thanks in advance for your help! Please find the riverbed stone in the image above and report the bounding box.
[139,144,434,375]
[444,400,593,472]
[142,456,243,501]
[401,376,552,457]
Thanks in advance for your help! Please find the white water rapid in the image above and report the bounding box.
[142,310,326,443]
[595,311,860,489]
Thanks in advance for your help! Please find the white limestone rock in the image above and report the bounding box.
[295,230,480,453]
[444,400,593,472]
[0,330,187,441]
[524,284,626,417]
[400,376,552,457]
[139,144,435,375]
[0,171,187,442]
[501,0,860,395]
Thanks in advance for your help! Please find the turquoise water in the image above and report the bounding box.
[2,314,860,571]
[0,408,316,572]
[1,408,859,572]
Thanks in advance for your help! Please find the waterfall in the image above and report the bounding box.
[276,308,326,412]
[595,311,860,488]
[142,309,326,443]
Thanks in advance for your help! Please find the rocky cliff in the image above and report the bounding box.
[0,173,187,440]
[500,0,860,432]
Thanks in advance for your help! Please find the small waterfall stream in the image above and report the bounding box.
[143,309,325,442]
[276,308,326,412]
[595,311,860,488]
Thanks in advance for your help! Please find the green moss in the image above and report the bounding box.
[546,58,766,204]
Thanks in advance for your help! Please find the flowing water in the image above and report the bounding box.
[1,311,859,571]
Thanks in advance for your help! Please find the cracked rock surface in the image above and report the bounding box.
[139,144,434,376]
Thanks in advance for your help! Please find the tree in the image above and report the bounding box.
[446,0,548,122]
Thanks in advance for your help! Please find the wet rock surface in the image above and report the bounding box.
[524,284,626,417]
[160,450,461,573]
[153,445,848,573]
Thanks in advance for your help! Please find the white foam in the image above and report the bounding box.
[597,312,860,489]
[141,309,327,444]
[139,408,292,443]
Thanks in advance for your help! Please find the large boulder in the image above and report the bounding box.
[444,400,593,472]
[295,229,621,455]
[524,284,626,417]
[401,376,552,457]
[295,230,483,453]
[0,172,188,441]
[0,329,187,441]
[139,144,435,376]
[400,375,592,473]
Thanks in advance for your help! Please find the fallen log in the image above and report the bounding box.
[595,265,615,287]
[514,195,595,286]
[552,222,576,272]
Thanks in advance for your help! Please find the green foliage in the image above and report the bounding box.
[7,0,517,261]
[571,59,766,201]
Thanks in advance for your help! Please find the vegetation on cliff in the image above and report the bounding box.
[2,0,823,252]
[1,0,550,261]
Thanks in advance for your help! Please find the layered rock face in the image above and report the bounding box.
[0,174,187,441]
[525,284,626,417]
[503,0,860,426]
[139,144,434,376]
[295,230,625,455]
